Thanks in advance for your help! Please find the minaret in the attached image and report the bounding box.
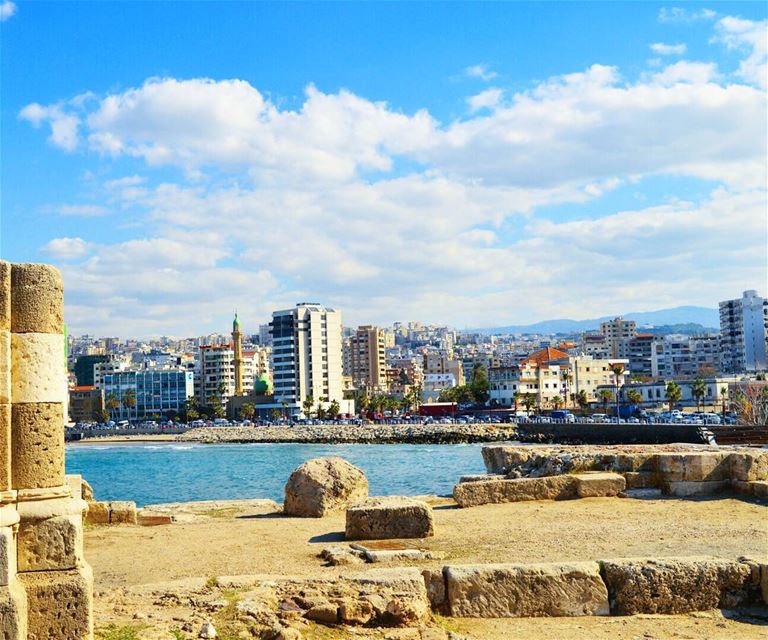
[232,311,244,396]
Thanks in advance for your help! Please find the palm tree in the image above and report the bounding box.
[598,389,613,413]
[627,389,643,407]
[327,399,340,420]
[665,381,682,412]
[691,378,707,413]
[185,398,200,421]
[609,363,625,421]
[105,392,120,419]
[122,389,136,422]
[561,370,572,408]
[357,389,371,416]
[240,402,255,421]
[512,391,520,412]
[720,387,728,416]
[522,393,536,413]
[302,394,314,418]
[576,390,589,410]
[551,395,563,411]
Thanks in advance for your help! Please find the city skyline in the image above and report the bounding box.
[2,1,766,337]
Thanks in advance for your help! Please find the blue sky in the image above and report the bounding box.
[1,1,766,337]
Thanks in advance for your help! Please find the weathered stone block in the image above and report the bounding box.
[656,452,731,483]
[445,561,609,617]
[0,579,28,640]
[421,569,447,614]
[600,557,761,615]
[0,262,9,333]
[482,446,536,475]
[284,457,368,517]
[611,453,656,473]
[662,480,731,497]
[624,471,657,489]
[346,496,433,540]
[453,475,577,508]
[459,474,500,483]
[0,330,9,405]
[11,403,64,489]
[10,333,66,404]
[109,501,137,524]
[762,563,768,605]
[574,472,626,498]
[18,514,83,572]
[0,527,16,586]
[137,510,172,526]
[751,481,768,499]
[9,263,64,335]
[18,565,93,640]
[0,404,10,493]
[84,501,110,525]
[730,451,768,482]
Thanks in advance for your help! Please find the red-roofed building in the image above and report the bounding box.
[68,385,105,423]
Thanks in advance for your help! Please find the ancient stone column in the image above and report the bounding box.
[7,262,93,639]
[0,261,27,639]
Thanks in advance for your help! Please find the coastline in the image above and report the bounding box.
[176,423,516,444]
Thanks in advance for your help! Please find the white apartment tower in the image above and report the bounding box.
[270,303,344,411]
[719,290,768,373]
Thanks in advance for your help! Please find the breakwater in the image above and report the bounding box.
[177,423,515,444]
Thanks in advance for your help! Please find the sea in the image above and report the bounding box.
[65,442,489,507]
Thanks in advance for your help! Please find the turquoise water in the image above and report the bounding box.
[65,442,488,507]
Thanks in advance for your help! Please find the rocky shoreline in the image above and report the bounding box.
[177,423,517,445]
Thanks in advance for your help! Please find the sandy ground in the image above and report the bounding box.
[86,495,768,589]
[86,494,768,640]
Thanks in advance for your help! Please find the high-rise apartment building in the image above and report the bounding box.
[343,325,387,392]
[719,290,768,373]
[599,317,637,358]
[270,303,347,413]
[650,334,721,378]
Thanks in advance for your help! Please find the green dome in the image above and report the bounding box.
[253,375,272,395]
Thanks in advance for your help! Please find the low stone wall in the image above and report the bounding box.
[479,444,768,499]
[516,422,706,444]
[428,556,767,618]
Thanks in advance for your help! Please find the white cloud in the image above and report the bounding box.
[651,60,720,85]
[659,7,716,23]
[19,103,80,151]
[714,16,768,88]
[467,88,503,113]
[650,42,688,55]
[465,64,497,81]
[41,237,91,260]
[0,0,16,21]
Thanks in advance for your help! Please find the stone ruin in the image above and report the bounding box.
[0,261,93,639]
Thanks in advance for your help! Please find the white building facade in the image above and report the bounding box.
[719,290,768,373]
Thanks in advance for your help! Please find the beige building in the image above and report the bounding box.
[423,351,464,386]
[196,344,267,406]
[599,317,637,359]
[343,325,388,392]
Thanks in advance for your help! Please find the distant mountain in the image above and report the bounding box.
[468,306,720,335]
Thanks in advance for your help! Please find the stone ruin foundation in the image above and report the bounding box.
[0,261,93,639]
